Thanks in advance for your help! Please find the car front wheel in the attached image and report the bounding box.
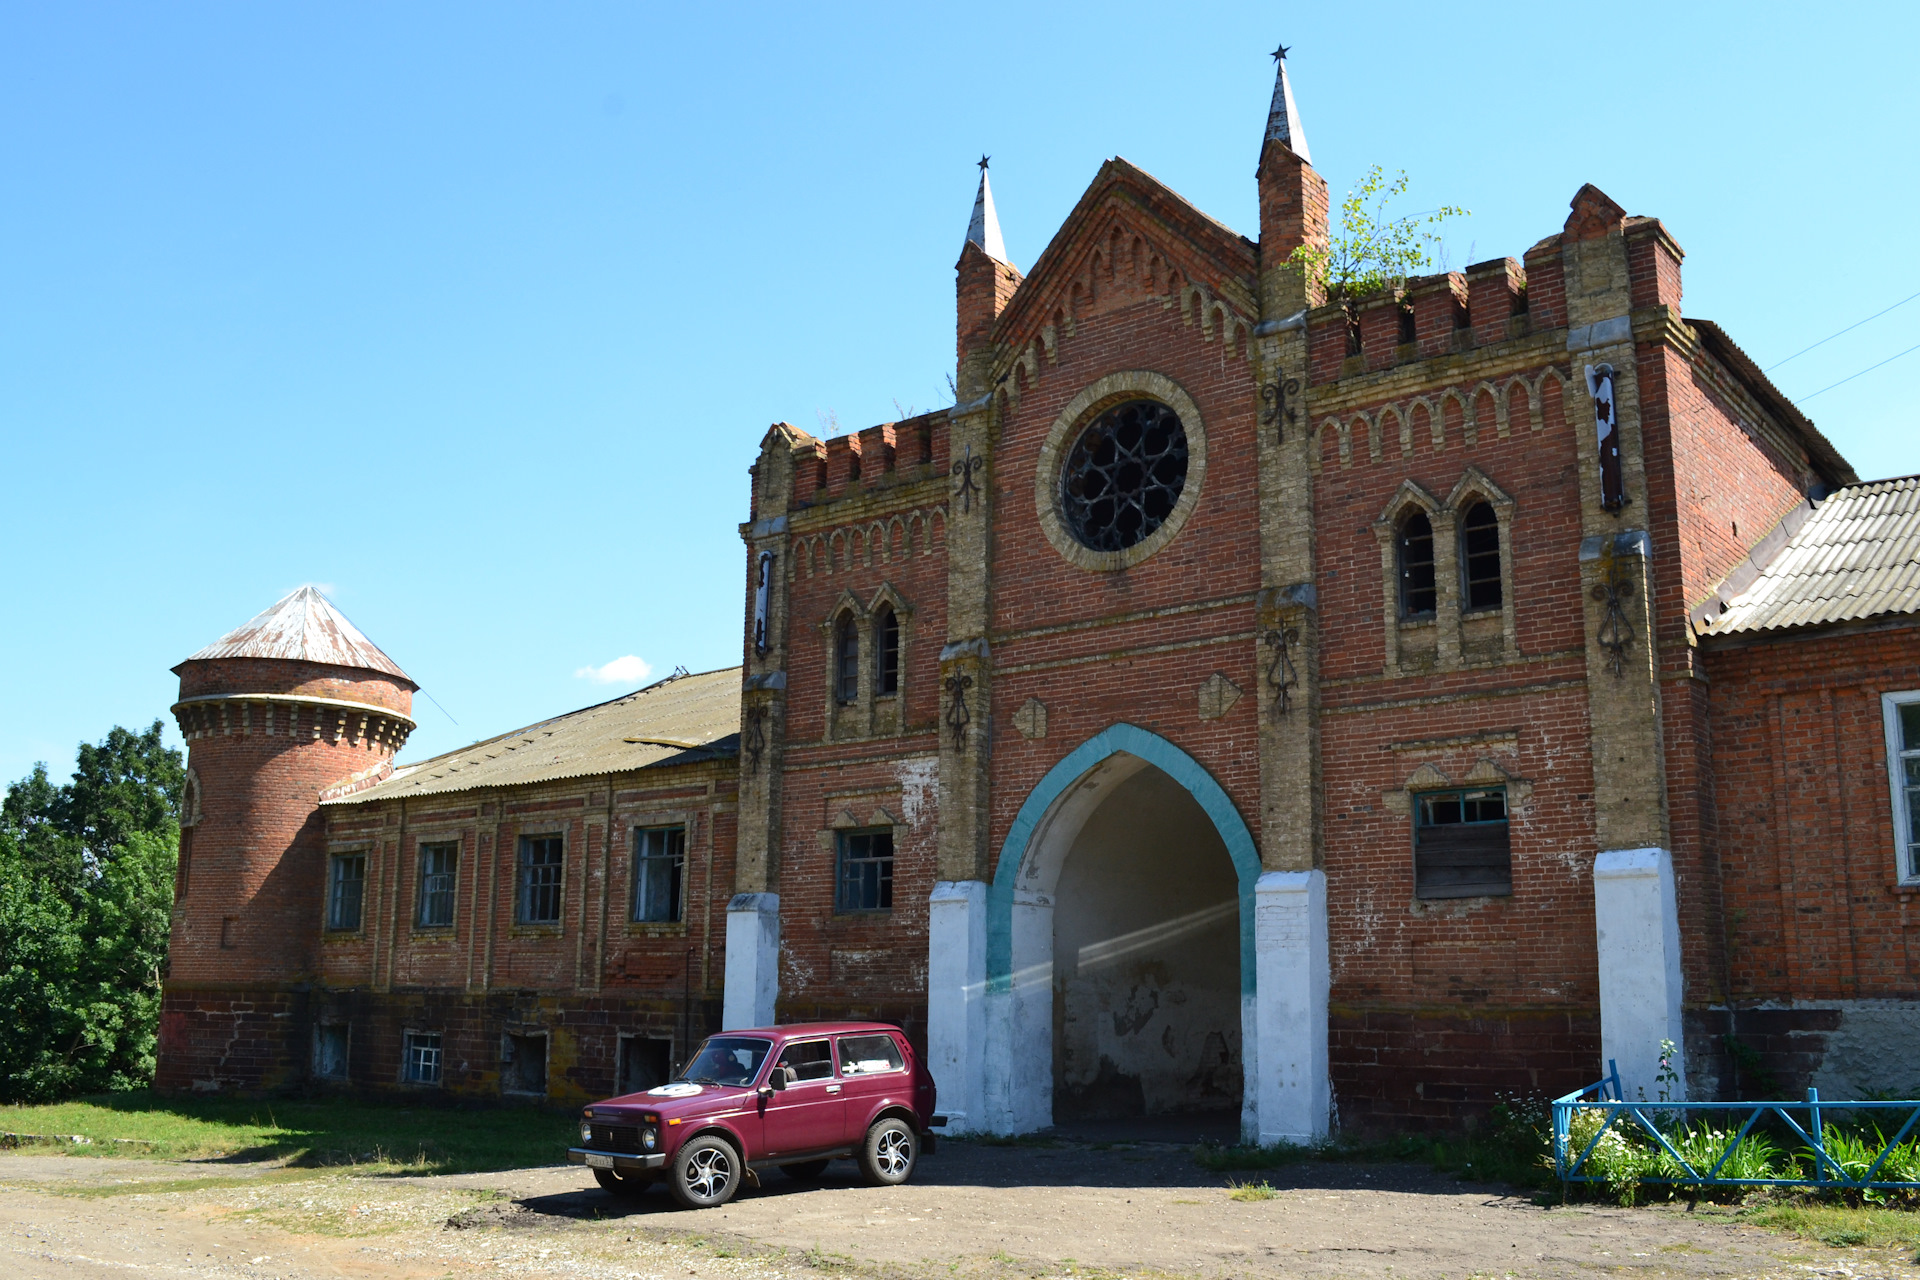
[858,1118,917,1186]
[668,1135,742,1209]
[593,1167,651,1196]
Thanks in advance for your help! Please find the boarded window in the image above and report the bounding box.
[1414,788,1511,899]
[632,826,685,923]
[836,829,893,912]
[417,842,457,927]
[328,854,366,931]
[518,836,563,924]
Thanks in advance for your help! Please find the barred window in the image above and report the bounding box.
[1886,693,1920,884]
[875,605,900,696]
[518,835,564,924]
[833,612,859,704]
[328,853,366,931]
[1059,399,1189,552]
[632,826,685,923]
[836,829,893,913]
[417,842,457,927]
[404,1031,442,1085]
[1397,511,1437,618]
[1414,787,1511,899]
[1461,501,1503,611]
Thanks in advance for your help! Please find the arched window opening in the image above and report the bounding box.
[875,605,900,696]
[1397,511,1437,617]
[833,613,859,704]
[1461,501,1503,611]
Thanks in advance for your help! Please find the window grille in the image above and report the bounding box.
[416,842,456,927]
[1398,511,1437,617]
[1059,399,1188,552]
[1886,693,1920,883]
[876,606,900,696]
[833,613,859,704]
[1414,787,1511,899]
[632,826,685,923]
[404,1031,442,1084]
[328,853,366,931]
[1461,501,1503,611]
[518,835,564,924]
[836,829,894,912]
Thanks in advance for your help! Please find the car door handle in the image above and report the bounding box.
[826,1084,841,1094]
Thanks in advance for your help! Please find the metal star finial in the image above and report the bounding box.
[1270,43,1291,62]
[977,154,991,172]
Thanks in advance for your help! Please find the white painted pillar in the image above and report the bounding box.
[926,881,986,1133]
[722,892,780,1030]
[1254,869,1329,1143]
[1593,847,1686,1100]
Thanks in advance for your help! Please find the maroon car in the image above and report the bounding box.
[569,1022,937,1209]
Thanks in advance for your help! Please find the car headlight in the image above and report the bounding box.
[642,1126,658,1151]
[581,1120,594,1144]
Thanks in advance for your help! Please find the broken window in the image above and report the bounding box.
[632,826,685,924]
[313,1025,349,1080]
[417,842,456,927]
[328,853,366,931]
[404,1031,442,1085]
[518,835,563,924]
[1461,501,1503,612]
[1887,693,1920,883]
[1397,511,1437,618]
[833,612,860,704]
[502,1032,548,1095]
[836,829,893,912]
[1413,787,1511,899]
[875,605,900,696]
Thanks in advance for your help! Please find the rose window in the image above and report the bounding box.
[1058,399,1189,552]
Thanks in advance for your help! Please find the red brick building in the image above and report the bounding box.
[157,52,1920,1137]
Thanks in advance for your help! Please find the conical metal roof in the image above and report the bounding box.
[966,161,1008,263]
[179,586,413,683]
[1264,47,1310,163]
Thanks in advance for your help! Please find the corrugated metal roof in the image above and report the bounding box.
[327,666,741,804]
[1703,476,1920,638]
[179,586,413,683]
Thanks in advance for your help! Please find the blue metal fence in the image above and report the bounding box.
[1554,1061,1920,1190]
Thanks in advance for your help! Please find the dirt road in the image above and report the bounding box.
[2,1140,1912,1279]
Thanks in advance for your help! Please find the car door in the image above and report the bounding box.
[759,1037,846,1157]
[833,1031,910,1145]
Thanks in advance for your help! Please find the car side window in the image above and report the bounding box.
[778,1038,835,1083]
[837,1034,906,1076]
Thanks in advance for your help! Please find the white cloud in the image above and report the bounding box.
[574,654,653,685]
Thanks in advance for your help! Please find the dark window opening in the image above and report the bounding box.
[833,612,859,703]
[876,605,900,696]
[1059,399,1189,552]
[417,842,457,927]
[836,829,894,912]
[618,1035,673,1096]
[1344,311,1362,355]
[502,1031,548,1095]
[632,826,685,923]
[328,854,366,931]
[1414,787,1512,899]
[1461,501,1503,612]
[518,836,563,925]
[1397,306,1416,346]
[313,1025,349,1080]
[404,1031,442,1085]
[1397,511,1437,617]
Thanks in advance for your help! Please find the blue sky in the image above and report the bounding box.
[4,1,1916,785]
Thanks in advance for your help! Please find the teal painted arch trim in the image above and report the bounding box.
[986,723,1262,995]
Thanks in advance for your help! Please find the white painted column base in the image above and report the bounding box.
[926,880,987,1133]
[1594,848,1686,1101]
[723,892,780,1031]
[1254,869,1330,1144]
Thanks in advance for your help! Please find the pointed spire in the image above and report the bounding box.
[965,155,1008,263]
[1263,43,1310,163]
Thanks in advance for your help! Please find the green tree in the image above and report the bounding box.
[1288,166,1468,301]
[0,723,180,1100]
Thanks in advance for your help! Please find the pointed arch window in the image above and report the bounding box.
[1461,501,1502,612]
[875,605,900,696]
[1397,511,1437,617]
[833,612,860,704]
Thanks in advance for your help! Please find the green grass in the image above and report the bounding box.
[1736,1200,1920,1254]
[1226,1178,1277,1202]
[1,1090,577,1174]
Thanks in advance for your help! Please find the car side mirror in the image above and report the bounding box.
[765,1070,787,1092]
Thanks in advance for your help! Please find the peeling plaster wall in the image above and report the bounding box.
[1052,767,1241,1117]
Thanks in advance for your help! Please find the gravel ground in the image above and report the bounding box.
[2,1141,1915,1280]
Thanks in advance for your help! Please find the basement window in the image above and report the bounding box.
[404,1031,442,1085]
[313,1025,349,1081]
[618,1035,673,1096]
[502,1032,548,1096]
[1886,692,1920,884]
[1413,788,1512,899]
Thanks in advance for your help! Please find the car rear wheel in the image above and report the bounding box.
[593,1167,652,1196]
[858,1118,917,1186]
[781,1159,831,1182]
[668,1135,742,1209]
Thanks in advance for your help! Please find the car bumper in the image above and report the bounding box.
[568,1147,667,1173]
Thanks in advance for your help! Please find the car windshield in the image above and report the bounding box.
[676,1036,772,1087]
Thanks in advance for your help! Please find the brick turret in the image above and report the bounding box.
[156,586,415,1092]
[1255,45,1328,317]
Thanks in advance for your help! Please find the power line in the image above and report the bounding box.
[1768,288,1920,371]
[1798,339,1920,402]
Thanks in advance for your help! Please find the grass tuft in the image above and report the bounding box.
[1226,1178,1277,1202]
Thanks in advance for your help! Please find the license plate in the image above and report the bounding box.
[586,1154,614,1169]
